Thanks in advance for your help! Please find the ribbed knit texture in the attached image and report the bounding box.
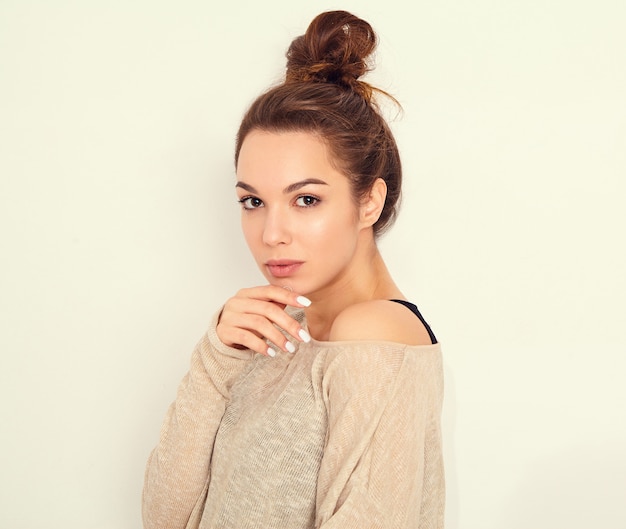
[143,309,445,529]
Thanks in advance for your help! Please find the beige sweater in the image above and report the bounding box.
[142,309,445,529]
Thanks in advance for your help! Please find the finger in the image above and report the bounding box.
[226,298,310,343]
[221,311,303,353]
[236,285,311,309]
[223,327,279,357]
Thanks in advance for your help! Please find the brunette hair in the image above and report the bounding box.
[235,10,402,236]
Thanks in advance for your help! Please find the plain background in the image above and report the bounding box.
[1,1,624,527]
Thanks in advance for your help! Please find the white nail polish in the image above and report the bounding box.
[267,347,277,357]
[285,341,296,353]
[296,295,312,307]
[298,329,311,343]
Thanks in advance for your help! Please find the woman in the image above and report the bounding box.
[143,10,444,529]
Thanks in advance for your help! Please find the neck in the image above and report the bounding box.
[303,234,402,341]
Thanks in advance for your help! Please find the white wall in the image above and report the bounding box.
[1,1,624,528]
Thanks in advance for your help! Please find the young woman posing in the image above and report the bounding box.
[143,10,444,529]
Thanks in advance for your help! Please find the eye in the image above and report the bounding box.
[238,196,264,210]
[295,195,320,207]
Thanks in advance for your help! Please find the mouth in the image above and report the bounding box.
[265,259,304,278]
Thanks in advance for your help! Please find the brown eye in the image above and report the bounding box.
[295,195,320,207]
[239,196,264,209]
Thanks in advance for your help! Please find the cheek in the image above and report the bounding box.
[302,215,332,238]
[241,217,262,253]
[303,208,359,248]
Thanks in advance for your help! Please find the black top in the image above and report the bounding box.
[389,299,438,344]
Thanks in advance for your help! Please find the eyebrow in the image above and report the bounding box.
[235,178,329,194]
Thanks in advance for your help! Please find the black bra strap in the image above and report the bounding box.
[389,299,438,344]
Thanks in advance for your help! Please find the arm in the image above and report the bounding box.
[316,307,445,528]
[142,311,254,529]
[143,286,310,529]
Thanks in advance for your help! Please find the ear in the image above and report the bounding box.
[359,178,387,229]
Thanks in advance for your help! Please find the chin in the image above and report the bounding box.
[273,278,312,296]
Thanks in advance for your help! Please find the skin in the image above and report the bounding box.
[216,129,432,356]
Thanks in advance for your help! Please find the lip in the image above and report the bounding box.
[265,259,304,278]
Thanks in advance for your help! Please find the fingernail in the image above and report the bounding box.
[298,329,311,343]
[267,347,277,357]
[285,341,296,353]
[296,295,312,307]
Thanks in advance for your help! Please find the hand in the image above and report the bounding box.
[216,285,312,357]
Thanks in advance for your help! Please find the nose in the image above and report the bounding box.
[262,208,292,246]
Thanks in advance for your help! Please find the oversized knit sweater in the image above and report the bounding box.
[142,308,445,529]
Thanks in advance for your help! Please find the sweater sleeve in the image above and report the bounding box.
[315,343,445,529]
[142,311,254,529]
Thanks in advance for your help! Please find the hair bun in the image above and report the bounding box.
[286,11,377,100]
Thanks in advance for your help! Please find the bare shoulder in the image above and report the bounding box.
[328,299,433,346]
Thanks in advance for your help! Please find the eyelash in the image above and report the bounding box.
[295,195,320,207]
[237,195,321,210]
[238,196,263,210]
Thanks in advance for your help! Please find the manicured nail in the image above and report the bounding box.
[298,329,311,343]
[296,295,312,307]
[267,347,277,357]
[285,341,296,353]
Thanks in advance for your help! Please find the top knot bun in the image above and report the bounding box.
[286,11,377,100]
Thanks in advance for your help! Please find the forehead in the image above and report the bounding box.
[236,130,347,187]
